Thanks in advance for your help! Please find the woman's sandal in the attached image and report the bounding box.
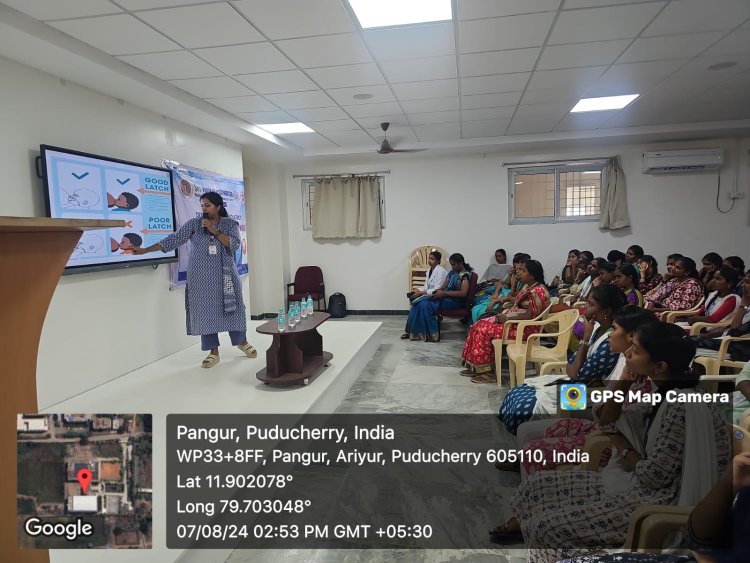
[237,342,257,358]
[400,333,410,339]
[470,373,497,384]
[201,354,220,368]
[459,369,474,377]
[489,523,524,544]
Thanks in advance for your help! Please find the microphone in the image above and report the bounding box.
[202,212,209,234]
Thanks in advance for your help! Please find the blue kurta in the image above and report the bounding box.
[159,217,246,336]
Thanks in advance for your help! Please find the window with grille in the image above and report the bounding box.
[509,164,603,224]
[302,177,386,231]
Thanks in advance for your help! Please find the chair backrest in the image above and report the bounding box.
[544,309,580,355]
[408,245,447,291]
[294,266,323,293]
[462,271,479,310]
[730,424,750,456]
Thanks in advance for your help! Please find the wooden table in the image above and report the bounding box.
[255,312,333,385]
[0,217,124,562]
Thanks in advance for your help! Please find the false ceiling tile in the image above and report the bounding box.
[135,4,264,48]
[460,48,541,77]
[50,14,179,55]
[703,29,750,57]
[363,23,455,61]
[232,0,355,39]
[325,85,396,106]
[549,3,665,44]
[208,95,278,113]
[234,70,318,94]
[305,119,362,132]
[459,12,555,53]
[119,51,221,80]
[2,0,122,20]
[278,133,337,150]
[412,123,461,141]
[461,73,529,95]
[235,110,297,124]
[288,107,349,121]
[537,40,631,70]
[169,76,254,98]
[459,0,562,20]
[407,111,460,125]
[193,43,295,75]
[366,126,418,143]
[276,34,372,68]
[391,79,458,101]
[521,85,589,104]
[618,32,725,63]
[264,90,335,110]
[643,0,750,36]
[564,0,657,8]
[527,66,608,90]
[323,130,374,146]
[400,97,459,113]
[344,102,404,118]
[355,115,410,128]
[117,0,220,8]
[584,59,688,97]
[507,114,562,134]
[306,64,385,89]
[461,118,511,138]
[461,106,516,121]
[554,111,621,131]
[515,101,575,119]
[379,56,457,83]
[462,91,522,109]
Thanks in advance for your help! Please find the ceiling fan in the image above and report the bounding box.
[376,122,425,154]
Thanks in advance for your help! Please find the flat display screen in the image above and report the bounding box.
[41,145,177,274]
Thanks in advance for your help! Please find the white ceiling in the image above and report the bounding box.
[2,0,750,159]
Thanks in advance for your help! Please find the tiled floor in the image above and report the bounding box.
[227,315,526,563]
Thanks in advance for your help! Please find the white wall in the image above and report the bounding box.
[0,56,246,407]
[281,139,750,313]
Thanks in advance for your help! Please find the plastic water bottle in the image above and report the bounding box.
[277,307,286,332]
[300,297,308,319]
[294,302,301,325]
[288,305,296,328]
[306,295,314,316]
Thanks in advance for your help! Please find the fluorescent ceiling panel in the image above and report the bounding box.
[570,94,639,112]
[259,123,314,134]
[348,0,452,29]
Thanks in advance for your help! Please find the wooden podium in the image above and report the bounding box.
[0,217,123,562]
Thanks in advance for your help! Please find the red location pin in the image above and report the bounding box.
[77,469,92,494]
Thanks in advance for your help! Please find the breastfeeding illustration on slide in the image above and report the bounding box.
[46,151,174,267]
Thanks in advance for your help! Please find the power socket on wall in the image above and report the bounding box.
[728,192,745,200]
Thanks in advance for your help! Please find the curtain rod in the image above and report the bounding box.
[502,157,613,167]
[292,170,390,178]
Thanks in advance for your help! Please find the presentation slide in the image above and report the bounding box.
[41,145,177,273]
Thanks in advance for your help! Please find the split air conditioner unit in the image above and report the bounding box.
[641,148,723,174]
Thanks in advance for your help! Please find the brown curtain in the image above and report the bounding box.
[599,155,630,230]
[312,176,382,239]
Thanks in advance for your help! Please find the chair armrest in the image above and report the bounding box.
[624,505,692,553]
[580,431,612,471]
[287,282,295,289]
[511,315,563,344]
[717,335,750,361]
[690,320,730,336]
[540,361,567,376]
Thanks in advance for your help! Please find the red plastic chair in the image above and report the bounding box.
[436,271,479,340]
[287,266,326,311]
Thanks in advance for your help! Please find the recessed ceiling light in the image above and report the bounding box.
[353,93,373,100]
[707,61,737,71]
[570,94,639,113]
[258,122,314,134]
[347,0,452,29]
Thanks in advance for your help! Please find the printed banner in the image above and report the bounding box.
[163,161,248,289]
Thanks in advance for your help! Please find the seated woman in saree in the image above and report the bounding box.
[698,251,723,289]
[460,259,550,383]
[498,284,627,435]
[724,256,745,295]
[403,253,472,342]
[637,254,663,295]
[673,265,740,333]
[550,249,580,293]
[471,252,528,324]
[489,322,732,563]
[645,256,704,319]
[613,263,644,307]
[479,248,511,285]
[504,306,658,476]
[401,250,448,339]
[564,257,604,305]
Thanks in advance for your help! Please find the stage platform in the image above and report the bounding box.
[45,319,381,563]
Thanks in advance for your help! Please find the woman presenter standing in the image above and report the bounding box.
[133,191,256,368]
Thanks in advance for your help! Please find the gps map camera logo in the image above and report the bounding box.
[560,383,587,411]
